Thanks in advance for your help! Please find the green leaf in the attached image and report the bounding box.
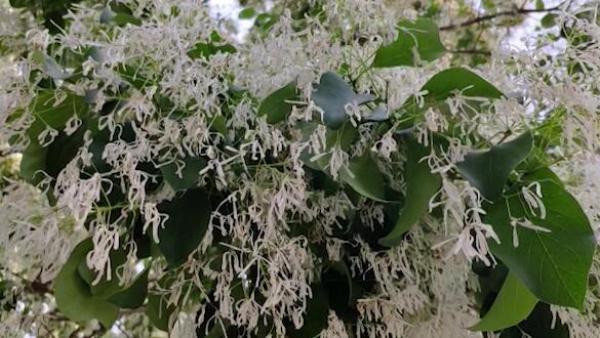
[255,13,277,31]
[339,151,388,202]
[500,303,570,338]
[288,284,330,338]
[457,131,533,201]
[35,52,71,80]
[77,247,127,299]
[157,189,212,267]
[160,157,206,191]
[21,91,89,184]
[312,72,375,129]
[146,285,176,331]
[238,7,256,19]
[373,17,445,68]
[187,33,236,60]
[108,270,148,309]
[485,170,595,309]
[536,0,545,10]
[54,239,119,328]
[471,273,537,331]
[419,67,504,101]
[258,82,298,124]
[541,14,558,28]
[100,7,141,26]
[379,140,440,246]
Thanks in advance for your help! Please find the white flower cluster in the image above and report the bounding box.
[1,0,600,337]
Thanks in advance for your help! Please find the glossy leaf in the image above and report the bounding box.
[312,72,375,129]
[157,189,211,267]
[471,273,537,331]
[379,140,440,246]
[54,240,119,328]
[258,82,298,124]
[373,18,445,67]
[160,157,206,191]
[485,170,595,309]
[339,151,388,202]
[420,67,503,101]
[457,132,533,201]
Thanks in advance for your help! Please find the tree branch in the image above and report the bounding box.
[440,5,563,31]
[449,49,492,56]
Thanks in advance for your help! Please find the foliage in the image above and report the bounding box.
[0,0,599,337]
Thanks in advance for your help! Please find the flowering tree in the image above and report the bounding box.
[1,0,600,337]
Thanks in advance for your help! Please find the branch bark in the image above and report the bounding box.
[440,5,563,31]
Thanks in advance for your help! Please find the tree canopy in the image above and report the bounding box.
[0,0,600,337]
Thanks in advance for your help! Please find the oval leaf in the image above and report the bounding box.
[157,189,212,267]
[379,140,440,246]
[258,82,298,124]
[312,72,375,129]
[420,67,504,101]
[373,17,445,68]
[471,272,537,332]
[485,170,595,309]
[54,239,119,328]
[160,157,206,192]
[108,270,148,309]
[457,131,533,201]
[339,152,388,202]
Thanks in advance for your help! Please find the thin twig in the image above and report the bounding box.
[449,49,492,56]
[440,4,564,31]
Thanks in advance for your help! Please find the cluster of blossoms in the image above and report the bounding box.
[1,0,600,337]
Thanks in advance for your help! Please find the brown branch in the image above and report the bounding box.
[440,5,563,31]
[449,49,492,56]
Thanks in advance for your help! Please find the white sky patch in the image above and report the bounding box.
[208,0,259,42]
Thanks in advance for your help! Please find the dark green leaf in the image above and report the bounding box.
[21,92,89,184]
[471,273,537,331]
[457,132,533,200]
[187,37,236,60]
[500,303,570,338]
[77,248,127,299]
[54,239,119,328]
[312,72,374,129]
[419,67,504,101]
[373,18,445,68]
[258,82,298,124]
[108,270,148,309]
[146,286,176,331]
[339,151,388,202]
[485,170,595,309]
[160,157,206,191]
[157,189,211,267]
[288,284,330,338]
[379,140,440,246]
[100,7,141,26]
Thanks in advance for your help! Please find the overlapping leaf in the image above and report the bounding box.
[373,18,445,67]
[485,169,595,309]
[379,139,440,246]
[457,132,533,201]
